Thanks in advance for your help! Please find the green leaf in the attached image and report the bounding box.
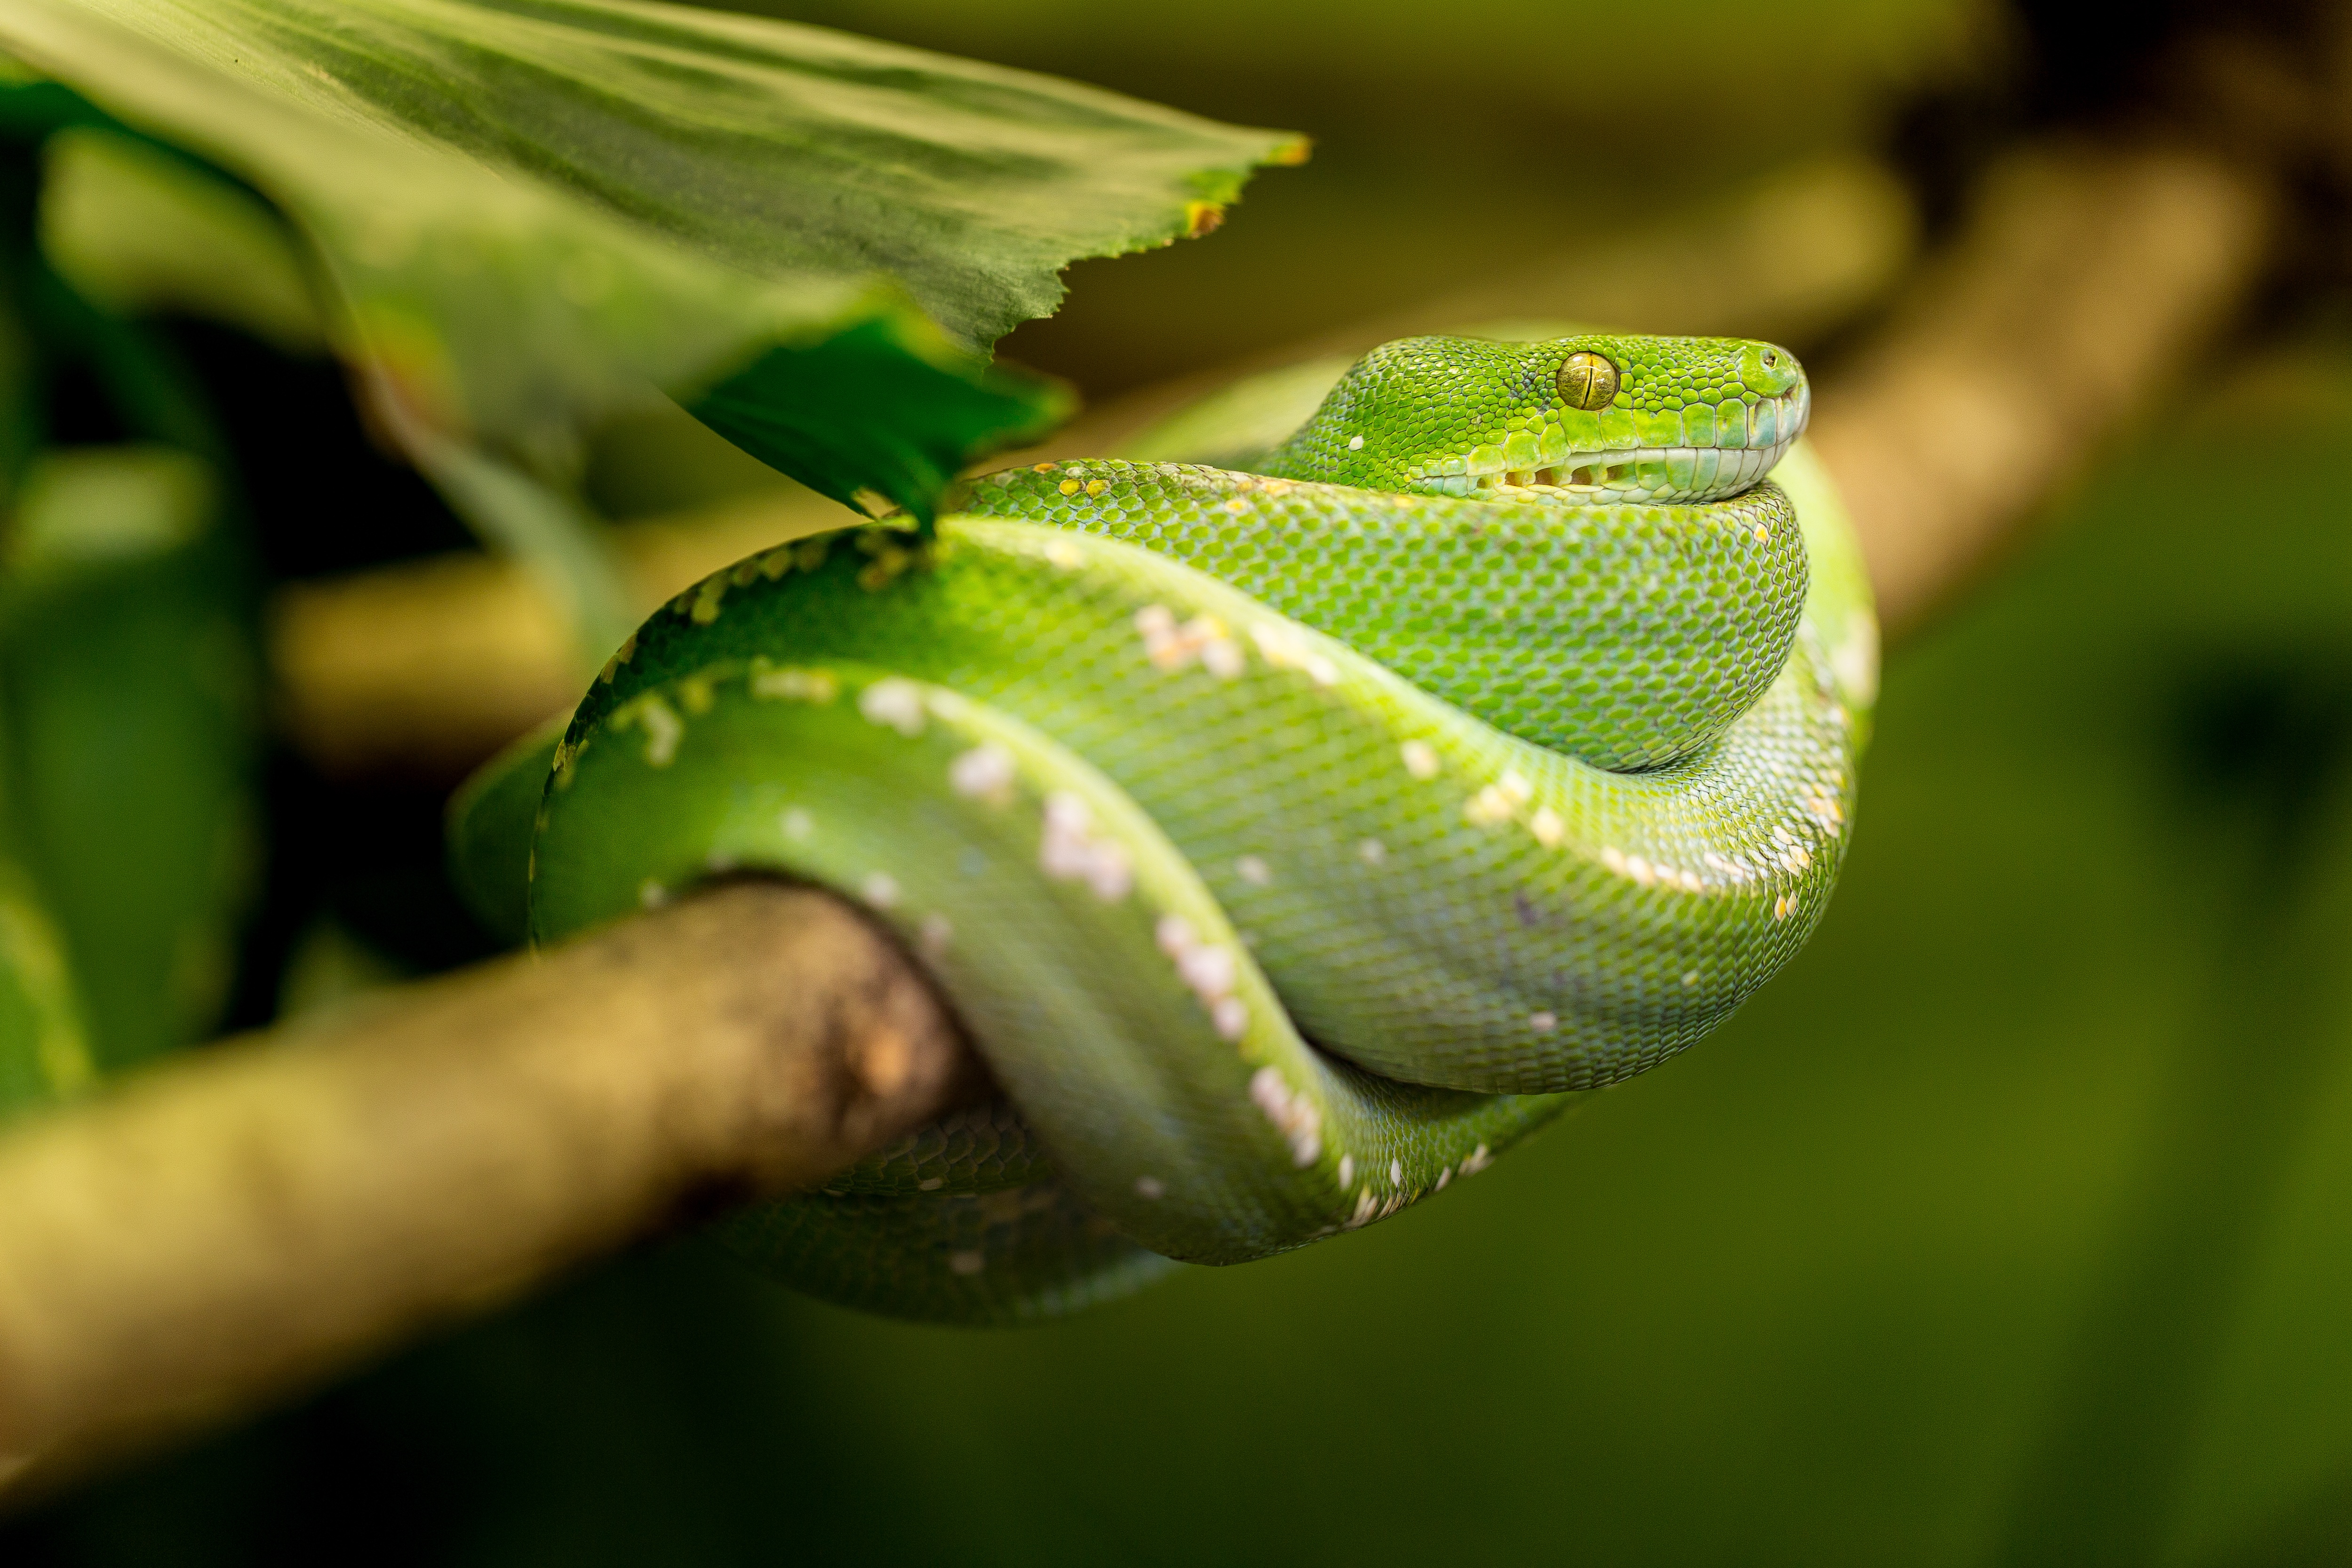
[0,856,95,1117]
[692,314,1068,525]
[0,0,1302,540]
[0,445,260,1073]
[36,125,324,355]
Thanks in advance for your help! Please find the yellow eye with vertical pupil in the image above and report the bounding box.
[1556,351,1619,411]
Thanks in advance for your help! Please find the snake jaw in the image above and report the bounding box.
[1414,430,1799,506]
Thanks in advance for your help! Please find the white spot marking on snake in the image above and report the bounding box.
[1177,943,1236,1003]
[1530,1011,1557,1032]
[1499,771,1533,806]
[1625,855,1657,886]
[1337,1154,1354,1189]
[1212,996,1248,1041]
[1347,434,1365,450]
[1156,913,1198,960]
[1043,538,1084,570]
[690,575,726,624]
[1460,1144,1494,1176]
[1236,855,1270,886]
[1248,1066,1323,1166]
[1250,620,1340,685]
[1140,609,1240,676]
[1528,807,1565,848]
[948,744,1017,807]
[1357,838,1387,866]
[750,664,839,704]
[1465,785,1514,827]
[919,913,953,961]
[1389,1159,1403,1186]
[1682,970,1701,986]
[781,807,813,840]
[858,678,926,736]
[1347,1187,1379,1229]
[924,689,970,723]
[1199,631,1245,681]
[1601,846,1628,875]
[626,695,683,766]
[638,879,669,910]
[948,1250,986,1275]
[1084,843,1132,901]
[1435,1167,1452,1190]
[1135,1176,1166,1200]
[861,872,900,909]
[1400,740,1440,780]
[1039,792,1132,901]
[918,1178,943,1191]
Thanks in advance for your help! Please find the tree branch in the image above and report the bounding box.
[0,884,975,1501]
[1810,141,2273,636]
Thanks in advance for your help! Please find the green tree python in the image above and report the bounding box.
[452,331,1878,1323]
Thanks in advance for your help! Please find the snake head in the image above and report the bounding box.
[1258,333,1809,505]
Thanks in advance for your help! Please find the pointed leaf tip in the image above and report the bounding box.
[687,314,1073,528]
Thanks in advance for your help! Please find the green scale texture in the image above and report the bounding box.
[957,461,1805,769]
[500,333,1877,1323]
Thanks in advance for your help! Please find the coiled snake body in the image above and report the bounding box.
[478,333,1877,1322]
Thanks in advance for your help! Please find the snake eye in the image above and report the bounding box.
[1556,351,1619,411]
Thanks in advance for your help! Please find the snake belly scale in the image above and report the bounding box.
[499,332,1879,1323]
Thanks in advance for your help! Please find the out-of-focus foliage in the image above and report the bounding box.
[0,861,89,1110]
[0,0,1302,647]
[0,447,256,1079]
[0,95,257,1103]
[36,128,323,357]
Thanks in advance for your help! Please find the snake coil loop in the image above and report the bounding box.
[472,332,1877,1322]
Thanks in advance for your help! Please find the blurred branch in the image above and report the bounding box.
[1810,141,2273,637]
[271,487,839,780]
[0,882,974,1501]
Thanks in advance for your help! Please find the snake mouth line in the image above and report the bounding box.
[1424,435,1795,505]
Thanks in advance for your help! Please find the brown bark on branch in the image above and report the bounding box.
[0,884,974,1502]
[1809,142,2274,636]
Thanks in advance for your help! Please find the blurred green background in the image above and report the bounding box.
[14,0,2352,1562]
